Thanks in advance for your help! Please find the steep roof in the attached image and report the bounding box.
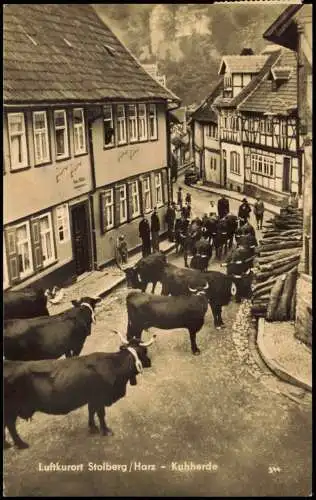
[190,77,223,123]
[214,49,282,110]
[263,4,302,50]
[218,55,268,75]
[4,4,180,104]
[239,48,297,115]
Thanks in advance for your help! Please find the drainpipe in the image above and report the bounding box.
[166,100,181,203]
[87,118,98,271]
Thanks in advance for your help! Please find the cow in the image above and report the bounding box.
[190,236,212,272]
[4,288,49,320]
[160,264,236,329]
[118,252,167,293]
[212,218,229,259]
[126,284,209,355]
[223,214,239,249]
[4,297,101,361]
[4,334,155,449]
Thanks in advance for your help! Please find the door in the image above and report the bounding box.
[71,202,91,276]
[282,157,291,193]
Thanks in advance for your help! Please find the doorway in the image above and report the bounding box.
[282,157,291,193]
[70,201,92,276]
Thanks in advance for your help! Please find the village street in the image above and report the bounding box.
[4,185,312,498]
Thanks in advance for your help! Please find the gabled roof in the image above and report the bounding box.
[214,49,282,110]
[190,77,223,123]
[263,4,302,50]
[239,48,297,115]
[4,4,180,104]
[218,55,268,75]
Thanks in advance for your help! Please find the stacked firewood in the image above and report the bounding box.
[251,206,303,320]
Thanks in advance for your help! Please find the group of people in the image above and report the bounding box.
[139,207,161,257]
[218,194,265,230]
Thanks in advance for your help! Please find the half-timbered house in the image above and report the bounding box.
[190,79,223,186]
[264,4,312,345]
[3,4,180,291]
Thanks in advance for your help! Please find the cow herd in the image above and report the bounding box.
[4,221,257,450]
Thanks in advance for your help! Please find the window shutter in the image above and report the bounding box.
[150,172,156,208]
[31,219,43,270]
[161,169,168,204]
[100,192,107,234]
[5,228,19,284]
[140,178,146,215]
[127,181,134,221]
[114,186,121,227]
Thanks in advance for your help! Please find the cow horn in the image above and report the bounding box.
[112,329,129,344]
[188,286,197,292]
[140,334,157,347]
[203,282,209,290]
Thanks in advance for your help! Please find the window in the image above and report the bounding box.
[7,113,28,170]
[33,111,50,164]
[73,108,86,155]
[118,185,127,223]
[259,119,265,134]
[251,153,275,177]
[138,103,147,141]
[38,213,55,266]
[16,222,33,279]
[103,104,114,147]
[209,157,217,170]
[116,104,126,145]
[155,172,163,207]
[142,177,152,213]
[131,180,140,217]
[127,104,138,142]
[54,110,69,159]
[149,104,157,139]
[224,73,232,89]
[230,151,240,175]
[56,204,70,243]
[101,189,114,231]
[266,118,272,135]
[206,124,217,139]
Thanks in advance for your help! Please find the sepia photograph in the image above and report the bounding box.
[3,1,312,497]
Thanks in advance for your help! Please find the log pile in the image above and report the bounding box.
[251,206,303,320]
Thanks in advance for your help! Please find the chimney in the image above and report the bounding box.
[240,48,254,56]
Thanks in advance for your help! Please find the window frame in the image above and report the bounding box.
[37,212,56,267]
[230,151,240,175]
[118,184,128,223]
[73,108,86,156]
[142,177,152,213]
[103,188,115,230]
[154,172,163,207]
[148,104,158,140]
[138,103,148,141]
[251,152,275,178]
[15,221,34,279]
[127,104,138,143]
[116,104,127,145]
[33,110,50,165]
[54,109,69,160]
[7,112,29,171]
[56,203,70,244]
[131,180,141,218]
[103,104,115,148]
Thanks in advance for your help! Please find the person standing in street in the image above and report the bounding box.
[139,216,151,257]
[177,187,183,209]
[185,192,191,205]
[165,202,176,242]
[238,198,252,225]
[253,196,265,230]
[218,194,230,219]
[151,207,160,252]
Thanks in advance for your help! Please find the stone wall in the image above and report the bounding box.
[295,272,312,347]
[244,183,288,207]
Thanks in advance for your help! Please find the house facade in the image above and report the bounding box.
[3,4,179,291]
[263,4,312,345]
[190,79,223,186]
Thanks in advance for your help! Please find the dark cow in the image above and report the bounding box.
[4,334,155,449]
[126,284,209,355]
[223,214,239,249]
[190,236,212,272]
[4,297,101,361]
[119,252,167,292]
[213,218,229,259]
[161,264,235,329]
[235,220,257,244]
[4,288,49,320]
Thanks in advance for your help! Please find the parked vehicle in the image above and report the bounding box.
[184,168,199,186]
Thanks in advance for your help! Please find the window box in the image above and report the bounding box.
[54,110,69,159]
[7,113,29,171]
[33,111,50,165]
[73,108,86,155]
[104,104,115,147]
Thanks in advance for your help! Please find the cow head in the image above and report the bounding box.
[71,297,102,324]
[188,281,209,297]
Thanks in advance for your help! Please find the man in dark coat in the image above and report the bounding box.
[139,217,151,257]
[218,195,230,219]
[151,207,160,252]
[238,198,252,224]
[177,187,183,209]
[165,202,176,242]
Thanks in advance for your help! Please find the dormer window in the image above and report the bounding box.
[224,73,232,90]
